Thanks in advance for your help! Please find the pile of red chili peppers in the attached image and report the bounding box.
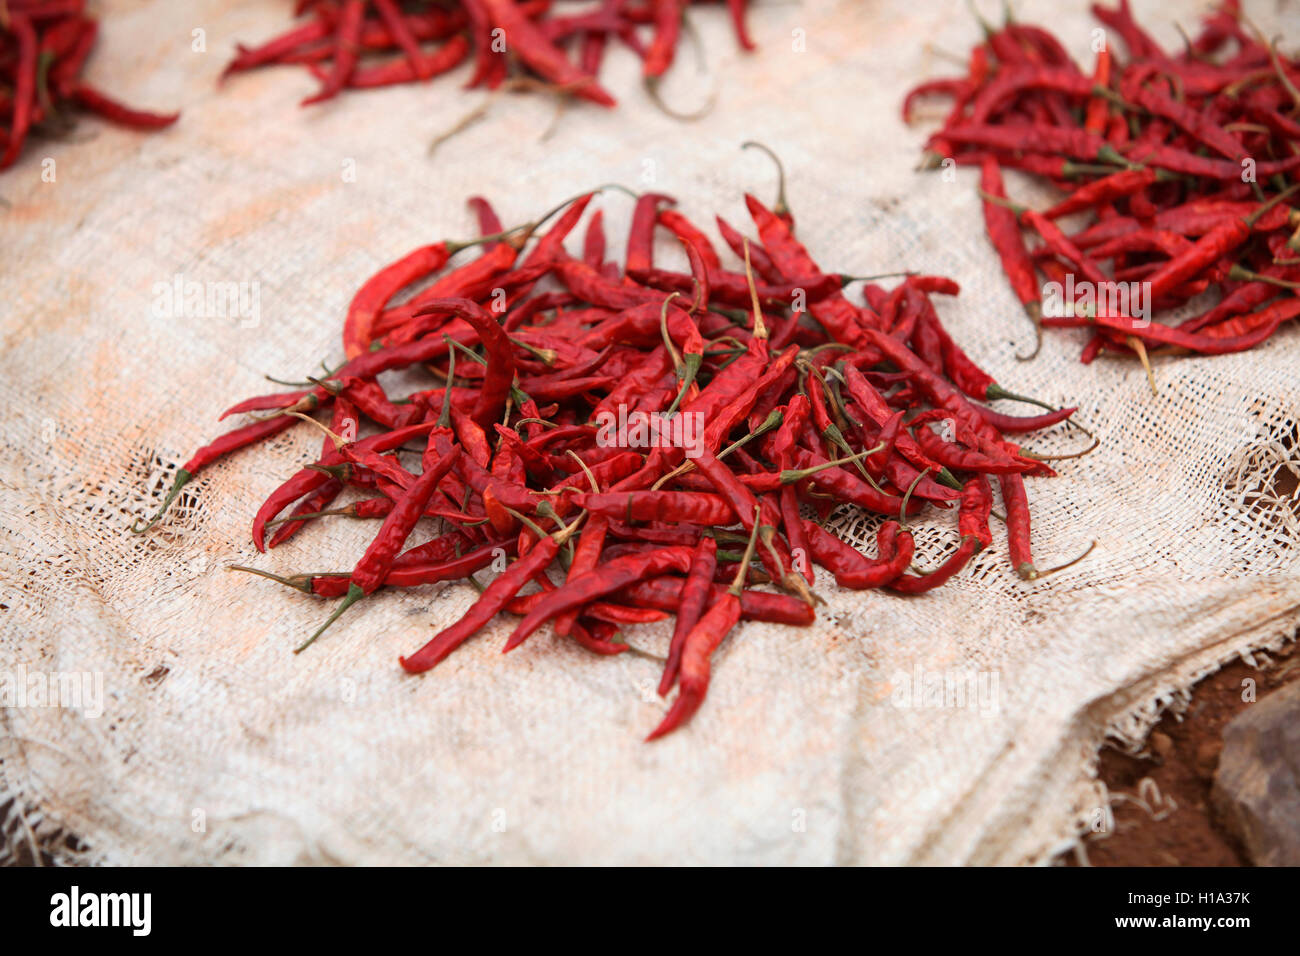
[0,0,178,171]
[905,0,1300,375]
[224,0,754,114]
[134,160,1089,740]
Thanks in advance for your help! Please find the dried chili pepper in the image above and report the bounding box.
[646,507,761,739]
[225,1,756,118]
[142,168,1078,741]
[909,3,1300,369]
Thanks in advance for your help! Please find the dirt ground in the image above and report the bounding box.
[1065,639,1300,867]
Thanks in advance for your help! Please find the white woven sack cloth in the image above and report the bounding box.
[2,0,1298,866]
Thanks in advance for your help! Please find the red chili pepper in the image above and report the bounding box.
[301,0,364,105]
[412,297,517,429]
[803,520,913,590]
[300,442,463,650]
[618,576,815,626]
[978,160,1043,356]
[1083,47,1111,135]
[372,0,432,80]
[658,536,717,695]
[400,516,581,672]
[481,0,616,106]
[152,173,1083,741]
[502,546,696,653]
[0,14,36,170]
[1000,472,1036,580]
[646,507,762,739]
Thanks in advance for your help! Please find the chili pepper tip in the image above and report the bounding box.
[130,469,191,534]
[296,582,365,653]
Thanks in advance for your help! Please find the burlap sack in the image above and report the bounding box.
[3,0,1298,866]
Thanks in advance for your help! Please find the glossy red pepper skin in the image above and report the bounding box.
[481,0,616,106]
[400,537,561,672]
[148,164,1085,739]
[659,536,718,695]
[804,520,914,590]
[645,592,741,740]
[302,0,365,105]
[619,577,815,626]
[502,547,695,652]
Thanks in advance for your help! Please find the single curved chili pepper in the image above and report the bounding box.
[266,495,396,528]
[779,485,814,586]
[502,546,696,653]
[0,14,37,170]
[803,519,914,590]
[958,474,994,549]
[219,388,318,420]
[299,442,463,650]
[643,0,683,79]
[618,576,816,626]
[582,207,607,268]
[863,409,904,481]
[481,0,616,106]
[400,515,581,672]
[974,404,1078,434]
[70,83,179,129]
[889,536,980,594]
[132,414,303,534]
[413,297,517,429]
[1084,47,1111,135]
[625,192,675,279]
[725,0,756,51]
[301,0,364,106]
[979,159,1042,356]
[999,472,1036,580]
[1042,168,1162,220]
[658,535,717,695]
[646,506,761,740]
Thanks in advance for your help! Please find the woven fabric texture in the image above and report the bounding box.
[2,0,1298,865]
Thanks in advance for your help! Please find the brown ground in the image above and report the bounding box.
[1066,639,1300,866]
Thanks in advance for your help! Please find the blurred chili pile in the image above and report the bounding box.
[0,0,178,171]
[905,0,1300,375]
[135,160,1091,740]
[224,0,755,113]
